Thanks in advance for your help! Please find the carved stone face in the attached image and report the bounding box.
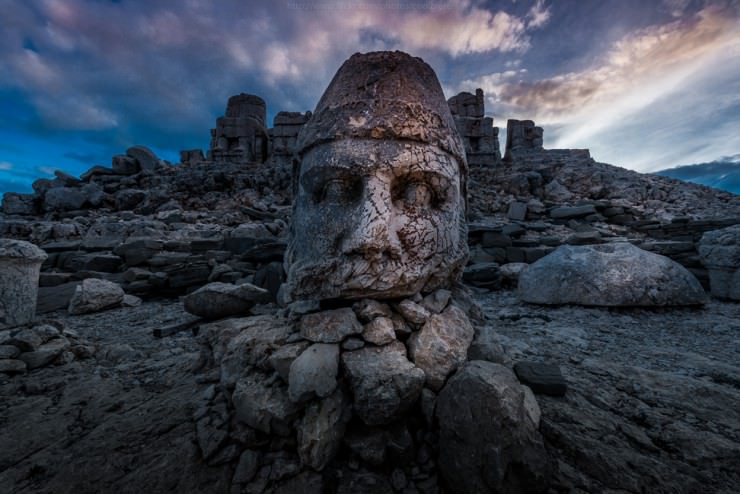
[285,138,467,300]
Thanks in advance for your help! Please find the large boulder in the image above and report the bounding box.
[698,224,740,300]
[67,278,125,315]
[183,282,270,319]
[518,242,707,306]
[436,361,551,494]
[126,145,159,171]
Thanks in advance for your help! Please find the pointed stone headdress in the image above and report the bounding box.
[295,51,467,171]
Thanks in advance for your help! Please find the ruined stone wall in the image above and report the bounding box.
[208,93,269,163]
[447,89,500,166]
[268,111,311,156]
[504,119,544,160]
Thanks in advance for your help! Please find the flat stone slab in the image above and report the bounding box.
[514,361,567,396]
[550,205,597,219]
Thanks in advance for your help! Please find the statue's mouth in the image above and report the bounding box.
[286,252,433,301]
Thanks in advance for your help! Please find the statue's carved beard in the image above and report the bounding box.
[286,245,467,301]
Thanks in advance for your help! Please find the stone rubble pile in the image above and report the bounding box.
[195,288,550,493]
[0,320,95,374]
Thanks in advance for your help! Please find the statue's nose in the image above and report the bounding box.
[341,177,402,259]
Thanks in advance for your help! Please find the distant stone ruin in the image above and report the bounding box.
[504,119,544,160]
[269,111,311,157]
[208,93,269,163]
[447,88,501,166]
[185,88,514,168]
[191,87,551,170]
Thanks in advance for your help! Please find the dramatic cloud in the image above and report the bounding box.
[526,0,551,28]
[458,2,740,170]
[0,0,548,132]
[0,0,737,194]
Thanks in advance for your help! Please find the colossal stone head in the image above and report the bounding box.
[284,51,468,301]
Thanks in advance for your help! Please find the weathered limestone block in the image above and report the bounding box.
[126,145,159,172]
[341,341,425,426]
[699,224,740,300]
[447,88,501,165]
[269,341,311,382]
[408,305,474,390]
[299,308,363,343]
[43,186,87,211]
[288,343,339,402]
[19,336,70,369]
[270,111,310,156]
[183,282,270,319]
[504,119,544,160]
[208,93,268,163]
[396,299,430,326]
[197,315,293,388]
[67,278,125,315]
[0,239,47,329]
[297,388,350,471]
[352,299,393,322]
[232,373,301,436]
[112,154,139,175]
[361,316,396,345]
[518,243,708,306]
[437,361,551,494]
[180,149,205,165]
[285,51,469,302]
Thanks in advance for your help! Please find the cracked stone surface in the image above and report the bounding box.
[284,51,469,302]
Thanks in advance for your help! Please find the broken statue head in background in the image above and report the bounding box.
[285,51,469,301]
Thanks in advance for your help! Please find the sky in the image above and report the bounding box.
[1,0,739,195]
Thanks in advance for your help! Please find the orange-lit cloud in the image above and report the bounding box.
[458,2,740,169]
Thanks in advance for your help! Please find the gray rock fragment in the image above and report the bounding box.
[232,373,301,435]
[297,388,349,470]
[437,361,551,494]
[183,282,269,319]
[68,278,125,315]
[288,343,339,402]
[341,341,424,425]
[299,308,363,343]
[361,316,396,345]
[408,305,474,390]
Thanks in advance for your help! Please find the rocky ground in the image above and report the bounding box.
[1,290,738,493]
[1,144,739,493]
[473,290,740,494]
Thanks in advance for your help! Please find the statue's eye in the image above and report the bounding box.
[402,182,433,208]
[320,179,347,204]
